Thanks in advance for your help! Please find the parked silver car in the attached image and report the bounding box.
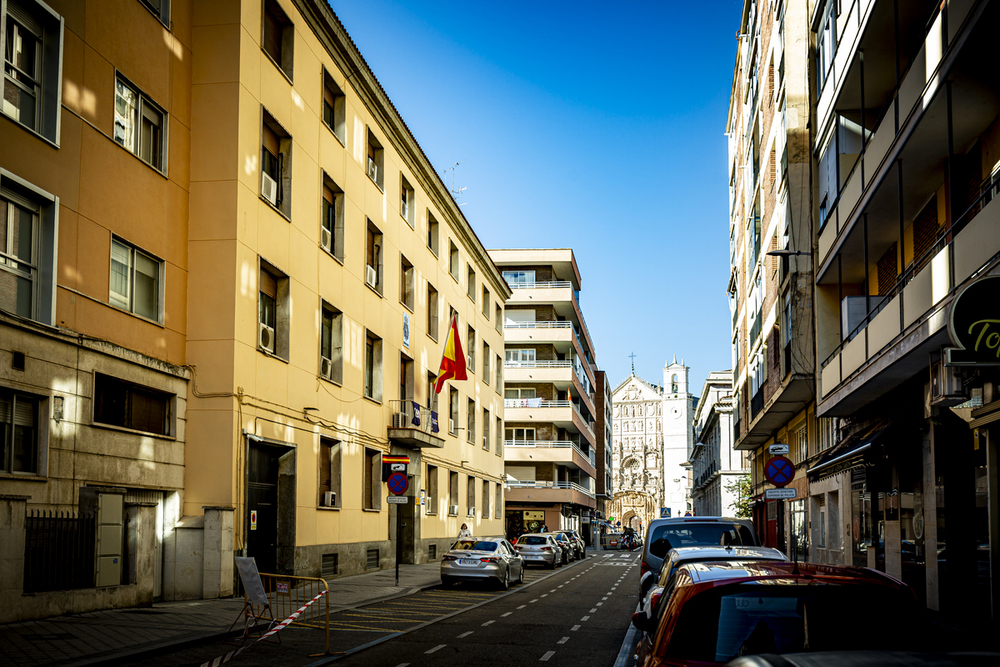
[513,533,562,569]
[557,530,586,559]
[441,538,524,589]
[550,531,576,563]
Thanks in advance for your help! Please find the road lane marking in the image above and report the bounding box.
[581,615,590,621]
[458,631,473,638]
[541,594,548,598]
[550,589,557,592]
[426,645,446,654]
[395,664,410,667]
[558,637,569,644]
[501,612,512,617]
[571,625,581,631]
[517,605,526,609]
[596,602,603,606]
[540,651,556,661]
[529,599,538,603]
[482,620,495,627]
[589,608,597,613]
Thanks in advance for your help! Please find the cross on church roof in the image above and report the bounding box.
[629,352,636,374]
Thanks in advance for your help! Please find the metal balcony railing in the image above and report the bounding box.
[504,321,573,329]
[506,440,596,465]
[506,480,595,499]
[389,400,441,435]
[505,360,573,369]
[506,280,574,290]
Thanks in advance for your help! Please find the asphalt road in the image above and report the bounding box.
[112,551,639,667]
[330,551,640,667]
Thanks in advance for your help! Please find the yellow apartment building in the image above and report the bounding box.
[0,0,508,622]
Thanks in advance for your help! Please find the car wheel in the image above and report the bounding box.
[498,567,509,590]
[517,564,525,584]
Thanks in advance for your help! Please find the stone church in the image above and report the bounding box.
[609,358,696,532]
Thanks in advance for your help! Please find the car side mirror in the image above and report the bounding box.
[631,611,652,633]
[649,538,672,558]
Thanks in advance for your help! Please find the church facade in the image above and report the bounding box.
[610,359,696,531]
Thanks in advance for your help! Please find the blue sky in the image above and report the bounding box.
[331,0,744,395]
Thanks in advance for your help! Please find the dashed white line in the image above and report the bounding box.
[426,645,446,654]
[571,624,581,631]
[529,599,538,603]
[501,612,512,617]
[482,620,495,627]
[558,636,570,644]
[581,615,591,621]
[457,631,473,638]
[517,605,526,609]
[541,594,548,598]
[596,602,603,607]
[589,608,598,613]
[540,651,556,661]
[395,664,410,667]
[550,589,557,592]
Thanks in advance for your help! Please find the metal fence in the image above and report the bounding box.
[249,574,331,655]
[23,510,96,593]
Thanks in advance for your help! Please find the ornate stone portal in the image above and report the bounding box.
[608,490,658,532]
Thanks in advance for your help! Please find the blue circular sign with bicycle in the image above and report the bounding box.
[387,472,408,495]
[765,456,794,488]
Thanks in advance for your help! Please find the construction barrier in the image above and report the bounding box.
[249,573,331,655]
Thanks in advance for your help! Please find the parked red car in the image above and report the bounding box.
[632,560,924,667]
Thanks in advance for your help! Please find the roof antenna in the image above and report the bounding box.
[443,161,467,206]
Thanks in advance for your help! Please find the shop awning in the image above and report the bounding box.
[807,421,891,481]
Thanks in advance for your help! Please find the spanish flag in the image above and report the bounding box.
[434,315,467,393]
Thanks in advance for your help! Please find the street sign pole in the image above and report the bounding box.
[395,506,401,587]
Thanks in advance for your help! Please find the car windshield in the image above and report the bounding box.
[665,585,918,661]
[453,540,497,552]
[519,536,548,545]
[649,523,756,551]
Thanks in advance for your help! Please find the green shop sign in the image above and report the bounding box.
[947,275,1000,365]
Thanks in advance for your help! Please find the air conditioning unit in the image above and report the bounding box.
[321,227,332,250]
[449,418,455,434]
[391,412,407,428]
[323,491,336,507]
[467,507,476,517]
[366,265,378,288]
[449,504,459,515]
[259,322,275,353]
[261,172,278,205]
[321,356,333,379]
[930,358,966,407]
[367,158,378,182]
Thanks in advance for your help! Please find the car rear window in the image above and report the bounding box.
[519,536,548,545]
[454,540,497,552]
[665,585,918,661]
[649,523,756,550]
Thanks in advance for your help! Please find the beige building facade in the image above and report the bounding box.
[0,0,508,622]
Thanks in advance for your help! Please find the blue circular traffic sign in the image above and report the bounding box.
[387,472,408,495]
[765,456,794,487]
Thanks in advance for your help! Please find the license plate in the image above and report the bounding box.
[527,555,541,559]
[459,559,479,565]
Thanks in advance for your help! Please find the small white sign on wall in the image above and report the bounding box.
[402,312,410,348]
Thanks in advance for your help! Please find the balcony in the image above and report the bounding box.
[387,400,445,449]
[505,480,596,507]
[503,399,596,445]
[504,360,594,410]
[505,440,597,477]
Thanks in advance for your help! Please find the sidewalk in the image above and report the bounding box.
[0,561,445,667]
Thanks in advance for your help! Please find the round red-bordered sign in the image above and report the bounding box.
[764,456,795,487]
[387,472,409,496]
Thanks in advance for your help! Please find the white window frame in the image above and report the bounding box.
[0,169,57,325]
[1,0,63,144]
[114,73,167,173]
[109,236,163,323]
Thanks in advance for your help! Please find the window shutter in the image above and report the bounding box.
[9,1,43,36]
[259,268,277,299]
[323,185,334,204]
[319,441,331,494]
[324,85,336,108]
[262,124,280,156]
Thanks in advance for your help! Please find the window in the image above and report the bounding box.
[114,75,166,172]
[322,69,345,143]
[482,480,490,519]
[363,447,381,510]
[467,265,476,300]
[505,388,535,400]
[319,437,341,507]
[321,173,344,260]
[400,175,414,227]
[426,283,439,341]
[366,129,384,190]
[260,109,292,217]
[365,220,383,293]
[0,172,57,325]
[109,237,162,322]
[0,387,40,474]
[506,427,535,443]
[449,471,459,514]
[466,476,476,516]
[449,387,459,434]
[400,255,414,310]
[426,212,439,255]
[261,0,293,80]
[482,287,490,317]
[505,348,535,366]
[320,302,343,383]
[467,398,475,444]
[482,342,490,381]
[427,371,438,414]
[502,270,534,288]
[399,353,413,401]
[425,464,438,515]
[793,423,808,464]
[364,330,383,401]
[449,241,459,279]
[467,326,476,372]
[138,0,170,25]
[258,260,289,358]
[482,407,490,450]
[495,482,502,518]
[495,304,502,333]
[495,415,503,457]
[94,373,172,436]
[815,0,838,94]
[2,0,61,142]
[495,353,502,390]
